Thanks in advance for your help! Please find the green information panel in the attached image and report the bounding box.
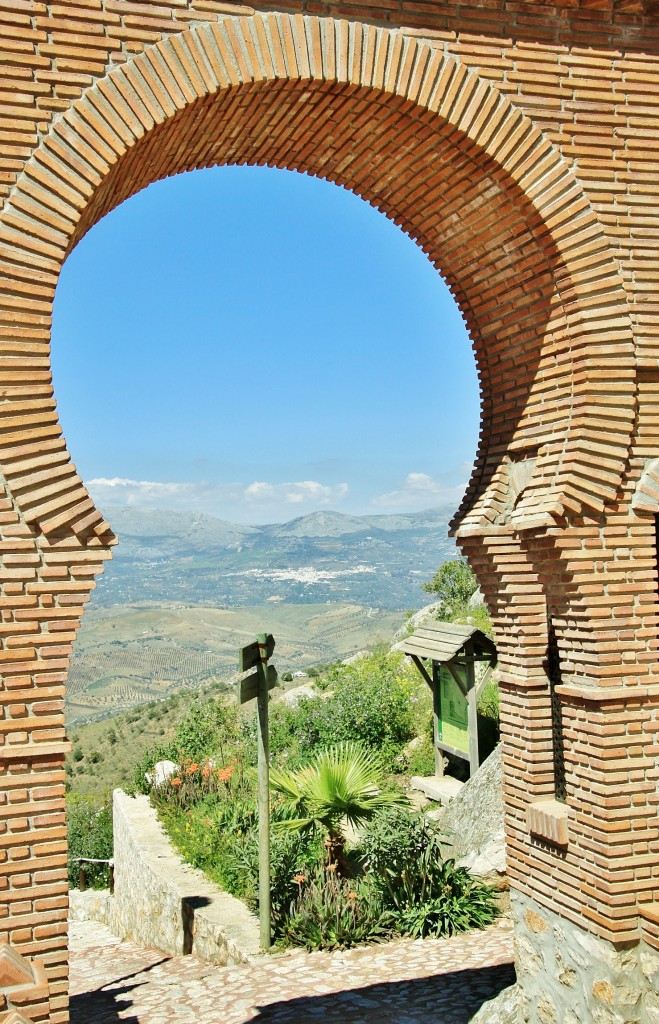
[438,666,469,754]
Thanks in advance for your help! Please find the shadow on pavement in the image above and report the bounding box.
[69,957,169,1024]
[251,962,516,1024]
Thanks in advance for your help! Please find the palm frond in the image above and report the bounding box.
[269,742,409,841]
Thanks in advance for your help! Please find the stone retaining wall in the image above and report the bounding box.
[71,790,260,967]
[512,891,659,1024]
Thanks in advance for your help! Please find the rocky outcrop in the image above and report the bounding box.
[469,984,520,1024]
[391,602,442,644]
[440,745,506,886]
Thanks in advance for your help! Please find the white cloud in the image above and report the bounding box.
[87,476,349,523]
[371,472,468,512]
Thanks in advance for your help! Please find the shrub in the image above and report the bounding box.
[359,808,499,938]
[280,866,394,950]
[394,870,500,938]
[269,741,409,865]
[72,747,84,762]
[477,681,500,720]
[222,825,322,932]
[173,699,239,762]
[422,559,478,608]
[67,794,113,890]
[263,649,418,770]
[406,733,436,776]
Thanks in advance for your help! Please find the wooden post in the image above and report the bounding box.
[465,640,480,777]
[237,635,276,950]
[255,633,271,950]
[78,865,86,892]
[432,661,444,778]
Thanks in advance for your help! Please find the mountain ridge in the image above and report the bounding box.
[93,504,457,610]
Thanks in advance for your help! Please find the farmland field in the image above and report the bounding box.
[66,601,404,725]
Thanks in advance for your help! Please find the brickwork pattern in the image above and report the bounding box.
[0,1,658,1021]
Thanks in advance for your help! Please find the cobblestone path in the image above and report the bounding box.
[70,918,515,1023]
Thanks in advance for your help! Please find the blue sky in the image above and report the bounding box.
[51,165,479,525]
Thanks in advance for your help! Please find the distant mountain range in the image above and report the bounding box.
[92,506,457,610]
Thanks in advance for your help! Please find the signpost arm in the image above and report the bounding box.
[256,633,271,950]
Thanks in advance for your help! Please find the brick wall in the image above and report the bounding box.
[0,1,658,1020]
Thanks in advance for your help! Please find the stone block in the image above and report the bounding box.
[410,775,464,805]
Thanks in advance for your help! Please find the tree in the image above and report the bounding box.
[422,559,478,611]
[269,742,409,868]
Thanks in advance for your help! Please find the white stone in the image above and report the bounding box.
[468,984,520,1023]
[145,760,179,788]
[459,834,507,879]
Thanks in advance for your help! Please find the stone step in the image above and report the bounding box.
[410,775,465,805]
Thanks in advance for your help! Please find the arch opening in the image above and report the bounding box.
[51,162,480,533]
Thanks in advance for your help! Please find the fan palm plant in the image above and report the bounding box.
[269,742,409,868]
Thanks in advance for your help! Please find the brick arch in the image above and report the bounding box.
[0,13,634,553]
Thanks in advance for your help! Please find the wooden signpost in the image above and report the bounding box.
[237,632,277,950]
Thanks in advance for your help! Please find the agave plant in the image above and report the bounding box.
[269,742,409,867]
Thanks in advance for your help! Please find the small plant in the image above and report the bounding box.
[406,733,436,776]
[478,681,500,720]
[280,866,394,950]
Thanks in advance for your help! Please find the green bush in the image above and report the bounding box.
[67,794,113,890]
[129,698,243,794]
[359,808,499,938]
[477,681,500,720]
[422,559,478,608]
[406,733,436,776]
[280,866,394,950]
[172,699,239,762]
[262,649,418,770]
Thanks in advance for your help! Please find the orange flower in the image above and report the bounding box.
[217,765,235,783]
[188,763,199,773]
[293,873,306,884]
[201,766,211,778]
[348,891,358,901]
[171,777,181,787]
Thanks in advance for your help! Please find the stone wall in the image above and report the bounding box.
[512,892,659,1024]
[71,790,260,967]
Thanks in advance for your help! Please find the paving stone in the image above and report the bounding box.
[69,916,515,1023]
